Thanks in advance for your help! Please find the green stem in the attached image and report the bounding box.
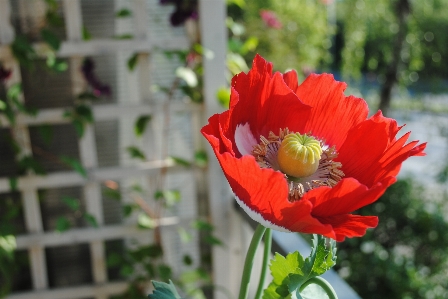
[300,276,338,299]
[254,228,272,299]
[238,224,267,299]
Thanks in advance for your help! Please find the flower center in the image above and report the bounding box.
[277,133,322,178]
[252,128,344,201]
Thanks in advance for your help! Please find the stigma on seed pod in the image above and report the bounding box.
[277,132,323,178]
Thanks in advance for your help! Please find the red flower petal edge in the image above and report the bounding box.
[201,54,426,241]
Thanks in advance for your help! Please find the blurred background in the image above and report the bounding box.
[0,0,447,299]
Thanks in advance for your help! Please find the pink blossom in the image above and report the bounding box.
[260,10,282,29]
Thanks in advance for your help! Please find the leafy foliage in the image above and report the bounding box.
[263,235,336,299]
[148,280,182,299]
[335,179,448,299]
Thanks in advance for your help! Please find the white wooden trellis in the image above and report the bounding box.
[0,0,228,298]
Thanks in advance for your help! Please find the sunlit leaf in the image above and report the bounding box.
[0,99,7,110]
[176,66,198,87]
[178,227,193,243]
[216,87,231,108]
[154,190,181,207]
[138,213,156,229]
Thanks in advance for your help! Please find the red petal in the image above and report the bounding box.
[318,214,379,242]
[304,177,396,217]
[284,72,369,149]
[225,55,311,156]
[337,111,426,187]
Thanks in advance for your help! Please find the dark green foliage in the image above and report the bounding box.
[335,179,448,299]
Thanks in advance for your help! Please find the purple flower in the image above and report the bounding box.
[159,0,198,26]
[0,65,12,82]
[81,58,111,97]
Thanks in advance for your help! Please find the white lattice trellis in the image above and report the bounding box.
[0,1,229,298]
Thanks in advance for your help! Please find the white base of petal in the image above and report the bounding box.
[235,123,258,156]
[234,194,292,233]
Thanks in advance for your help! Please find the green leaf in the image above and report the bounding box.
[226,0,245,8]
[114,34,134,40]
[82,26,92,41]
[7,83,21,101]
[263,235,337,299]
[183,254,193,266]
[154,190,181,207]
[60,155,87,178]
[120,264,134,277]
[77,92,100,101]
[38,124,53,146]
[204,234,223,246]
[158,264,172,281]
[122,204,135,217]
[41,28,61,51]
[194,150,208,167]
[116,8,132,17]
[11,35,36,69]
[126,146,146,160]
[8,177,17,191]
[84,213,98,227]
[0,99,6,110]
[103,186,121,201]
[176,66,198,87]
[191,220,214,231]
[138,213,156,229]
[216,87,231,108]
[178,227,193,243]
[148,280,182,299]
[72,118,85,137]
[170,156,191,167]
[241,36,259,55]
[61,196,79,211]
[107,252,123,267]
[0,235,16,261]
[75,104,94,122]
[134,115,151,136]
[56,216,71,232]
[18,156,46,175]
[127,53,139,71]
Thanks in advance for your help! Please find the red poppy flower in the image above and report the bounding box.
[202,55,427,241]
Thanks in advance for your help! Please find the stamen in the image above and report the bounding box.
[251,129,344,201]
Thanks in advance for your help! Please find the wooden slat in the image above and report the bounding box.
[0,161,189,192]
[6,281,130,299]
[0,0,14,44]
[198,1,238,298]
[0,102,201,127]
[14,218,180,249]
